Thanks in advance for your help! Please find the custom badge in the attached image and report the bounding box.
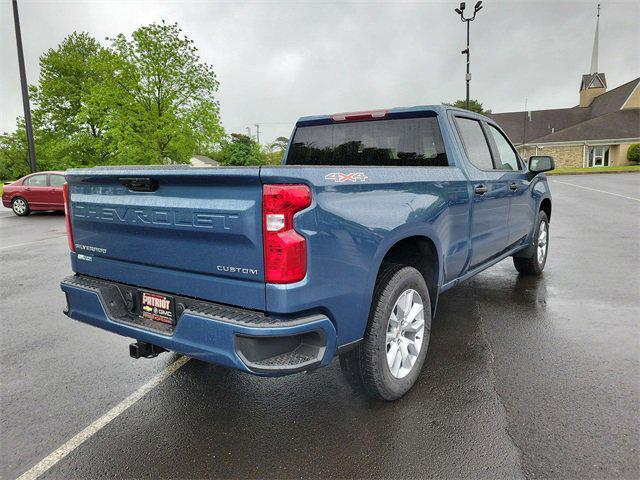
[324,172,368,183]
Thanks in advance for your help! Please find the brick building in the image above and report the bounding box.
[488,8,639,168]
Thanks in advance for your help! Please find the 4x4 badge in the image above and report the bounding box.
[325,172,368,183]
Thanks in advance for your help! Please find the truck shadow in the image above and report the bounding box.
[51,270,545,478]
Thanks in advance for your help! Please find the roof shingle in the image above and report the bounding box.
[533,109,640,143]
[487,77,640,144]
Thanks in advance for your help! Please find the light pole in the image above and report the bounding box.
[12,0,37,172]
[454,1,483,111]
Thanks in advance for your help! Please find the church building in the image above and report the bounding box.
[488,6,639,168]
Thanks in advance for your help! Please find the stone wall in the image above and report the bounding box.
[580,86,606,107]
[517,142,640,168]
[517,144,584,169]
[610,143,637,166]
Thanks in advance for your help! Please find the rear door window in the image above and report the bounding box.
[50,174,66,186]
[24,174,47,186]
[454,117,494,170]
[287,116,448,166]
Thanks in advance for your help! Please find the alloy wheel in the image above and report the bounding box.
[385,288,425,379]
[537,221,548,265]
[12,199,27,215]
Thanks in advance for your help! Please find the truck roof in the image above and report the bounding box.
[297,104,453,124]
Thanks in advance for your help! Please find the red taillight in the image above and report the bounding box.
[63,182,75,252]
[263,184,312,284]
[331,109,387,122]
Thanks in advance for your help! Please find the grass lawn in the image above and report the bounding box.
[547,165,640,175]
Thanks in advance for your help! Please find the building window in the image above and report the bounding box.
[588,146,610,167]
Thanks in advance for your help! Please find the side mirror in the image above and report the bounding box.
[528,155,555,174]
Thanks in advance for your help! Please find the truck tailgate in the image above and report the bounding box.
[66,166,265,309]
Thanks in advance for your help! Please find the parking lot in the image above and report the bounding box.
[1,173,638,479]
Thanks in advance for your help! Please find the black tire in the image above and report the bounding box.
[339,264,432,401]
[513,210,549,275]
[11,197,30,216]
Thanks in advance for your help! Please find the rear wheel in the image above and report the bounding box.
[339,265,431,401]
[11,197,30,216]
[513,210,549,275]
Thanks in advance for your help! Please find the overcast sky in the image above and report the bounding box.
[1,0,639,144]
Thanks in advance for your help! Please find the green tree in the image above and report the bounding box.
[273,136,289,151]
[32,33,110,136]
[266,136,289,164]
[101,21,224,164]
[627,144,640,163]
[28,32,115,169]
[217,133,268,166]
[443,99,490,114]
[1,21,225,177]
[0,128,30,181]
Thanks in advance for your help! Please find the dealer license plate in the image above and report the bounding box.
[138,290,176,325]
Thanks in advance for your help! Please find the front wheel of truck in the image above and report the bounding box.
[513,210,549,275]
[339,265,431,401]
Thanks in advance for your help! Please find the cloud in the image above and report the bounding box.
[1,0,639,144]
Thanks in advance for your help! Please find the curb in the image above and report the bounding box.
[547,170,640,176]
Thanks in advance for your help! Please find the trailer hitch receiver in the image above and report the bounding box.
[129,341,166,359]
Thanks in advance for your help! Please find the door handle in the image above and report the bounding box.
[509,182,518,191]
[474,185,488,195]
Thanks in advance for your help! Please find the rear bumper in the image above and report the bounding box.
[60,275,337,375]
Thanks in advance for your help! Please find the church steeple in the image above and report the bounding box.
[580,4,607,107]
[589,3,600,74]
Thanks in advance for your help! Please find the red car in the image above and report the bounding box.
[2,171,66,216]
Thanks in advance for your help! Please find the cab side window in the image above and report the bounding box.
[454,117,494,170]
[487,124,521,171]
[24,174,47,186]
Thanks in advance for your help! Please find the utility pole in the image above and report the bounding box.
[522,98,528,149]
[12,0,37,172]
[246,126,251,138]
[254,124,260,145]
[454,1,483,111]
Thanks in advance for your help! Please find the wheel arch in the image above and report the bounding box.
[10,195,30,216]
[11,195,28,206]
[372,234,441,316]
[540,197,552,222]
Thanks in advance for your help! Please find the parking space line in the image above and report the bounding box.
[551,180,640,202]
[17,356,190,480]
[0,235,67,251]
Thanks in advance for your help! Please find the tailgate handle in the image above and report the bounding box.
[119,177,158,192]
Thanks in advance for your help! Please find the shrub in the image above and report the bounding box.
[627,144,640,163]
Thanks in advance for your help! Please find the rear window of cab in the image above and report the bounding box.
[287,116,448,167]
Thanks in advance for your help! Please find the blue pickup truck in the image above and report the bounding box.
[61,105,554,400]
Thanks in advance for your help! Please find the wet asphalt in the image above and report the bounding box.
[1,173,638,479]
